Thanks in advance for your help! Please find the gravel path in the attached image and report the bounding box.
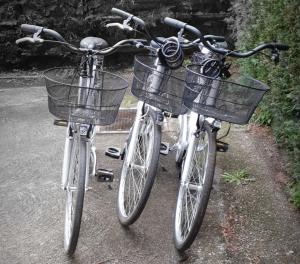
[0,80,299,263]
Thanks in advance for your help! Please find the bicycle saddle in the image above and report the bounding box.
[80,37,108,50]
[150,37,166,49]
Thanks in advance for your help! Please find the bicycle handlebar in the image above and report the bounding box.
[163,17,187,30]
[164,17,228,49]
[109,10,227,53]
[21,24,43,34]
[16,29,147,56]
[16,37,36,45]
[110,8,165,45]
[204,41,289,58]
[111,7,145,28]
[164,17,203,40]
[163,17,289,57]
[21,24,66,42]
[273,43,289,51]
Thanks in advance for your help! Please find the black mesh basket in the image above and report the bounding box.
[131,55,187,115]
[184,64,269,124]
[44,67,128,125]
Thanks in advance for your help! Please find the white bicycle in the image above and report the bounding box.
[16,24,144,255]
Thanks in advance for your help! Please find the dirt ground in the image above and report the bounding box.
[0,74,299,264]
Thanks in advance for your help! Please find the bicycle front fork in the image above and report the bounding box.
[61,123,96,191]
[124,101,146,165]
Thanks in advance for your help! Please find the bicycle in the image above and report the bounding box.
[109,9,228,227]
[162,18,289,251]
[16,26,145,256]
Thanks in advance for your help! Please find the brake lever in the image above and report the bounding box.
[271,48,280,64]
[123,16,134,31]
[31,27,44,43]
[32,36,43,43]
[106,23,125,30]
[106,22,134,32]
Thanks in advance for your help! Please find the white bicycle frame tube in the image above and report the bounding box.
[175,113,189,161]
[61,124,73,190]
[147,58,166,94]
[85,138,91,190]
[61,56,98,191]
[180,111,199,184]
[125,101,144,166]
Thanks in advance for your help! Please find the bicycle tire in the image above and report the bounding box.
[117,107,161,226]
[174,121,216,251]
[64,130,87,256]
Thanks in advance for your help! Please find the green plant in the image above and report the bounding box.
[290,182,300,208]
[229,0,300,207]
[222,169,251,185]
[183,58,191,66]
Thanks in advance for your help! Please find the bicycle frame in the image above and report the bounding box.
[61,54,100,191]
[129,52,210,165]
[175,44,223,161]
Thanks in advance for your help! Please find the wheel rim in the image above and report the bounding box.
[64,131,80,250]
[119,115,154,218]
[175,131,209,244]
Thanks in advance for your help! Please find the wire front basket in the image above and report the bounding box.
[184,64,269,124]
[44,67,128,125]
[131,55,187,115]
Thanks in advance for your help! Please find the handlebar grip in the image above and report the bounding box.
[16,37,35,45]
[164,17,202,38]
[111,7,145,28]
[274,43,289,51]
[21,24,43,34]
[21,24,66,42]
[111,7,132,18]
[164,17,186,29]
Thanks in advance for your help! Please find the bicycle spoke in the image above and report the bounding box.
[64,127,86,253]
[178,132,209,242]
[122,115,154,217]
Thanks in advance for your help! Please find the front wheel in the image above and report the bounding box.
[64,128,87,256]
[174,121,217,251]
[117,107,161,226]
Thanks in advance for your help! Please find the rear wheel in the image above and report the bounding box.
[64,129,87,256]
[174,121,217,251]
[117,107,161,226]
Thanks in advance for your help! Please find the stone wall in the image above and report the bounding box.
[0,0,231,69]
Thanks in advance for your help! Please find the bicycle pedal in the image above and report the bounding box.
[105,147,121,159]
[216,141,229,152]
[96,169,114,182]
[53,119,68,127]
[160,142,169,155]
